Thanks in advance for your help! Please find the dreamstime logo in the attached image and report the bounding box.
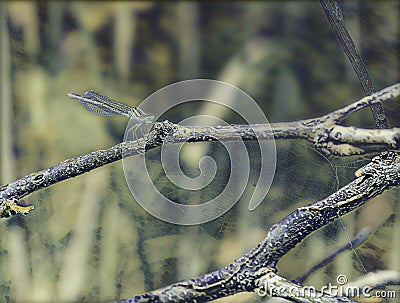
[122,79,276,225]
[257,274,397,299]
[336,274,348,285]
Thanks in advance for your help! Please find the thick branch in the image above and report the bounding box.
[1,83,399,216]
[117,152,400,303]
[173,83,399,156]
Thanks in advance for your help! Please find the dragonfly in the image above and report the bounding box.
[68,90,154,139]
[67,90,154,124]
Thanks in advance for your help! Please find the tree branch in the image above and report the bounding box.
[1,83,399,217]
[116,151,400,302]
[295,227,372,285]
[346,270,400,291]
[320,0,388,129]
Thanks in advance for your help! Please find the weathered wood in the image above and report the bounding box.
[1,83,399,217]
[119,152,400,303]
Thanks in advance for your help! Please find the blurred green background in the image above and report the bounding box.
[0,1,399,302]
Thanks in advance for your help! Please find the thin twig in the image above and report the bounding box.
[295,227,372,284]
[320,0,388,129]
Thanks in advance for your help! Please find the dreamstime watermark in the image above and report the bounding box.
[257,274,397,299]
[122,79,276,225]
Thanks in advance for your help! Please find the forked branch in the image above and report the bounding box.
[0,83,399,217]
[173,82,400,155]
[117,151,400,302]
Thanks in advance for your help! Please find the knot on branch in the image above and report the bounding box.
[313,128,364,156]
[149,120,177,147]
[355,151,400,185]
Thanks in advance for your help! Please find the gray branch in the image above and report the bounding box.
[346,270,400,290]
[0,84,399,302]
[295,227,372,284]
[319,0,388,129]
[172,82,400,156]
[117,151,400,302]
[1,83,399,217]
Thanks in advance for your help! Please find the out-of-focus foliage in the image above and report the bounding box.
[0,1,398,302]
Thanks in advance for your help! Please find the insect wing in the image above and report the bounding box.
[68,90,150,121]
[68,92,117,117]
[84,90,133,118]
[79,97,117,117]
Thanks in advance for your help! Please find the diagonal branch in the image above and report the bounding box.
[0,83,399,217]
[117,151,400,302]
[295,227,372,284]
[320,0,388,129]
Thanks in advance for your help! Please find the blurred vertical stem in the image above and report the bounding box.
[114,3,136,93]
[57,173,105,300]
[1,3,32,301]
[48,2,64,73]
[392,195,400,270]
[0,1,15,183]
[0,1,13,297]
[71,2,103,88]
[177,2,200,78]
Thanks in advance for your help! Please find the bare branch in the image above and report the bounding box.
[320,0,388,129]
[334,270,400,299]
[0,124,168,217]
[296,227,372,284]
[117,152,400,303]
[174,83,400,156]
[1,83,399,217]
[345,270,400,290]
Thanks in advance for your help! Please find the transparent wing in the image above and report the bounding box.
[68,92,120,117]
[78,98,117,117]
[84,90,133,117]
[68,90,152,121]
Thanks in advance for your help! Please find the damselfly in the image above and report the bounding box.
[67,90,154,125]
